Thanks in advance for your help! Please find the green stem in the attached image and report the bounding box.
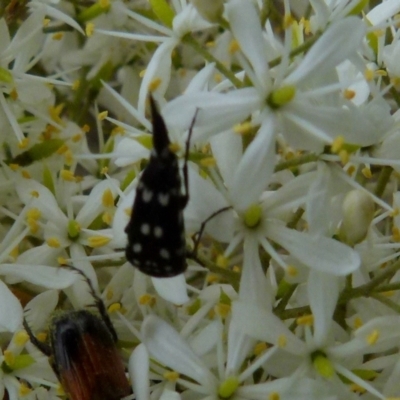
[268,32,322,68]
[183,35,244,88]
[370,293,400,313]
[274,284,297,314]
[189,250,241,291]
[274,153,319,172]
[339,259,400,303]
[374,166,392,198]
[286,208,304,229]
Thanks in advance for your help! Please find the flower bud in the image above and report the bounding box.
[338,190,374,246]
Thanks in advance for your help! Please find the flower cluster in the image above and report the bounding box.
[1,0,400,399]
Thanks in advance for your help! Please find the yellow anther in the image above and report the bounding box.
[87,236,111,248]
[21,170,31,179]
[339,149,350,165]
[361,167,372,178]
[277,335,287,348]
[283,14,295,29]
[148,77,162,92]
[14,330,29,346]
[102,211,113,225]
[349,383,366,393]
[27,218,39,233]
[233,121,253,135]
[106,289,114,300]
[72,133,82,142]
[228,39,240,54]
[52,32,64,41]
[216,255,229,268]
[139,69,146,78]
[26,208,41,220]
[57,144,69,154]
[108,303,121,313]
[331,136,345,153]
[98,111,108,120]
[269,393,280,400]
[206,274,220,283]
[82,124,90,133]
[163,371,180,381]
[296,314,314,326]
[353,317,363,329]
[72,80,80,90]
[168,142,181,153]
[102,188,114,207]
[200,157,216,167]
[139,294,156,306]
[43,18,50,27]
[366,329,379,345]
[111,126,125,136]
[343,89,356,100]
[9,164,19,171]
[286,265,298,277]
[215,303,231,318]
[346,165,356,176]
[99,0,110,8]
[253,342,268,356]
[4,350,15,367]
[37,332,47,342]
[19,382,32,396]
[57,257,68,265]
[9,88,18,100]
[101,167,109,175]
[86,22,95,37]
[60,169,76,182]
[18,138,29,149]
[47,237,61,248]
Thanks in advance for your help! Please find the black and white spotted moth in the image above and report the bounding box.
[125,96,193,277]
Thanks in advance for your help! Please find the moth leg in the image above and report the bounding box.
[191,206,232,256]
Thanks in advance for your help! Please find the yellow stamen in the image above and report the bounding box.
[86,22,95,37]
[98,111,108,120]
[87,236,111,248]
[47,238,61,248]
[148,77,162,92]
[163,371,180,381]
[366,329,379,345]
[296,314,314,326]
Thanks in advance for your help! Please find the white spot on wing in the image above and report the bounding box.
[133,243,142,253]
[160,248,170,259]
[142,189,153,202]
[154,226,163,238]
[141,224,150,235]
[158,193,170,206]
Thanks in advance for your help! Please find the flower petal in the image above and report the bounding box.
[0,280,23,332]
[285,17,365,85]
[225,0,270,91]
[0,264,77,289]
[265,222,360,275]
[130,344,149,400]
[231,116,276,211]
[141,315,217,388]
[308,270,339,347]
[151,274,189,305]
[232,301,306,355]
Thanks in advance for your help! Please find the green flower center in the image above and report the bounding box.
[218,376,239,398]
[68,220,81,239]
[311,350,335,379]
[267,85,296,109]
[244,204,262,228]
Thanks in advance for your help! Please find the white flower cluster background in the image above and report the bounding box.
[1,0,400,399]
